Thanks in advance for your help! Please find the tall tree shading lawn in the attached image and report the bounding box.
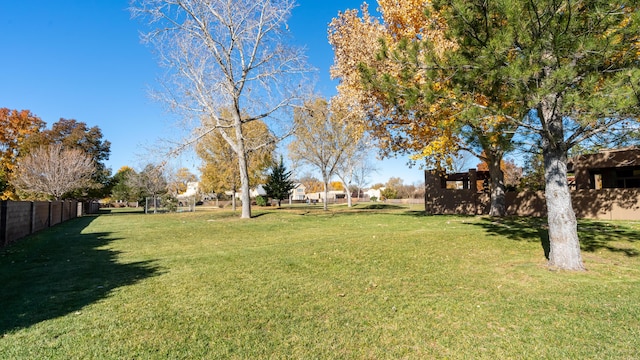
[427,0,640,270]
[131,0,311,219]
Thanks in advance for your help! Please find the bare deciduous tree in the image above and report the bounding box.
[12,144,95,200]
[349,157,378,201]
[127,164,168,214]
[334,132,374,207]
[131,0,311,219]
[288,97,365,210]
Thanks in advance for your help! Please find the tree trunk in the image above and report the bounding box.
[339,180,353,207]
[231,184,237,211]
[543,145,585,270]
[238,153,252,218]
[233,113,252,219]
[486,153,506,217]
[323,181,329,211]
[539,95,585,271]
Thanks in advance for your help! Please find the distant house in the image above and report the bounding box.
[226,185,267,199]
[364,187,384,200]
[250,184,267,198]
[305,190,346,202]
[177,182,199,200]
[290,183,306,201]
[568,147,640,189]
[421,147,640,220]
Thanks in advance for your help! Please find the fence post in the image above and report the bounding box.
[1,201,7,247]
[30,201,35,235]
[48,201,52,228]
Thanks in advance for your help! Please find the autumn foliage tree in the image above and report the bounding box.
[428,0,640,270]
[288,97,366,210]
[296,173,324,194]
[328,1,517,216]
[167,167,198,197]
[329,1,463,165]
[196,119,275,211]
[0,108,44,199]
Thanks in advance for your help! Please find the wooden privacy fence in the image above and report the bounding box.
[0,200,100,248]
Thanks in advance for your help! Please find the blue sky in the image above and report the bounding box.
[0,1,427,186]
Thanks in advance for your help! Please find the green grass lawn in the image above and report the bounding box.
[1,204,639,359]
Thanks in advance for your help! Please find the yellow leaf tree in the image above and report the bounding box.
[288,97,367,210]
[196,118,275,211]
[429,0,640,270]
[167,167,198,197]
[0,108,44,200]
[328,1,518,216]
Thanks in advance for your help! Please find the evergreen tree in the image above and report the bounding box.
[429,0,640,270]
[263,158,295,208]
[351,0,639,270]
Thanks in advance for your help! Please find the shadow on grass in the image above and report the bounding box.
[402,210,431,217]
[396,210,481,219]
[355,203,406,210]
[470,217,640,258]
[0,215,161,335]
[577,220,639,257]
[275,203,409,212]
[99,207,145,215]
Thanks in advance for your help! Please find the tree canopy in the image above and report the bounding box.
[196,118,275,211]
[24,118,112,199]
[167,167,198,197]
[131,0,311,219]
[127,164,168,214]
[12,144,96,200]
[328,1,517,216]
[417,0,639,270]
[330,0,640,270]
[288,97,366,210]
[0,108,44,199]
[111,166,140,203]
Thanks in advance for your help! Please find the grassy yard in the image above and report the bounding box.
[1,204,639,359]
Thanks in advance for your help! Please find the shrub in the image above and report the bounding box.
[255,195,268,207]
[162,194,179,212]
